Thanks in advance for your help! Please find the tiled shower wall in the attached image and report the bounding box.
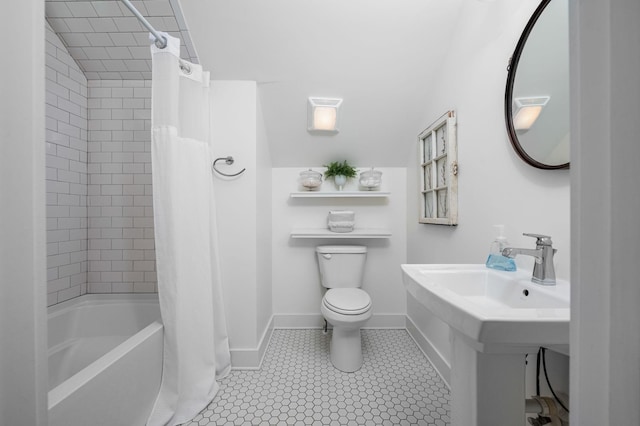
[87,80,157,294]
[45,23,89,306]
[46,24,157,305]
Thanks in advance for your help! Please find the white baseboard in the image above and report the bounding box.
[230,316,274,370]
[406,316,451,388]
[273,313,406,329]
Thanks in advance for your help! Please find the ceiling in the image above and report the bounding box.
[45,0,198,79]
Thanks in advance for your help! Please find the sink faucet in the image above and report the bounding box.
[502,233,557,285]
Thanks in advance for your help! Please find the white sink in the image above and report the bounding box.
[401,264,570,425]
[401,264,570,348]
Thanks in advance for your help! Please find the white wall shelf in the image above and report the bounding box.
[290,191,390,198]
[290,228,392,239]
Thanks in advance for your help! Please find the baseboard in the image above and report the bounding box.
[273,313,406,329]
[230,316,274,370]
[406,316,451,388]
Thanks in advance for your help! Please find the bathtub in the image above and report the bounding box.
[48,294,163,426]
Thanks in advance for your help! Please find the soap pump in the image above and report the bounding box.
[486,225,517,271]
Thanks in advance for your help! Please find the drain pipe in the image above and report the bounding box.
[525,395,569,425]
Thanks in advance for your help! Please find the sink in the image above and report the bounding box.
[401,264,569,348]
[401,264,570,426]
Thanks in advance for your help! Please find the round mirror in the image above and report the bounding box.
[505,0,569,169]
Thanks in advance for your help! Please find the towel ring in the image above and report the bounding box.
[212,156,246,177]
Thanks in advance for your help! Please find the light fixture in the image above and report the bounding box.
[512,96,550,131]
[307,97,342,133]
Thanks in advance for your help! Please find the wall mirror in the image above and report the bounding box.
[505,0,569,169]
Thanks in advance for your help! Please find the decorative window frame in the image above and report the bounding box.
[418,110,458,225]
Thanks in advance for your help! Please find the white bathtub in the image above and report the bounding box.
[47,294,163,426]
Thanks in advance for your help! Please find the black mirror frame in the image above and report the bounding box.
[504,0,569,170]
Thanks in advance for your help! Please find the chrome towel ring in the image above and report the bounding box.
[212,156,246,177]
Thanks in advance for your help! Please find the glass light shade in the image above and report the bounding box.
[313,107,337,131]
[512,96,549,130]
[307,97,342,132]
[513,105,543,130]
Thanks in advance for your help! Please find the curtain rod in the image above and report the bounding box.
[120,0,167,49]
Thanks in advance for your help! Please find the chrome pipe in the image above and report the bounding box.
[120,0,167,49]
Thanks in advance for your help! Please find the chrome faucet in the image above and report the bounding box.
[502,233,557,285]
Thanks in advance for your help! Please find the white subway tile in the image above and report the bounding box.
[57,285,82,303]
[133,239,154,250]
[112,174,133,185]
[111,261,133,272]
[59,262,81,278]
[101,271,122,282]
[49,276,71,293]
[111,195,134,206]
[123,250,144,261]
[123,206,145,217]
[112,239,134,249]
[133,217,154,228]
[122,228,143,239]
[134,260,155,272]
[70,228,88,240]
[101,228,123,239]
[112,282,133,292]
[89,239,111,250]
[113,217,134,228]
[89,260,112,272]
[69,251,87,264]
[88,282,112,293]
[58,218,82,230]
[133,282,156,293]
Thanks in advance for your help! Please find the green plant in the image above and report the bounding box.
[323,160,357,179]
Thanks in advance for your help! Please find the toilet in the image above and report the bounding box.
[317,245,372,372]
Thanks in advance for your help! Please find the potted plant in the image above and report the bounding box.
[324,160,357,191]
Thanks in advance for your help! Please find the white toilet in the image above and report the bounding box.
[317,245,372,372]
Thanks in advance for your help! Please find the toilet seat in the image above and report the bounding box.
[323,288,371,316]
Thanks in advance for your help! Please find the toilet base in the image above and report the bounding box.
[330,326,363,372]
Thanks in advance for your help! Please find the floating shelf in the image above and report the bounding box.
[290,228,392,239]
[290,191,390,198]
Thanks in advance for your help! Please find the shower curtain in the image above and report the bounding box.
[147,33,231,426]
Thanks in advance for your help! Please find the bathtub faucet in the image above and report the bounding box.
[502,233,556,286]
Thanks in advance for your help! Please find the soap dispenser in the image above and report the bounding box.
[486,225,517,271]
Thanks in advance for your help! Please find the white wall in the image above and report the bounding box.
[272,168,407,327]
[86,80,156,294]
[570,0,640,423]
[45,23,89,306]
[256,92,273,338]
[406,0,570,396]
[0,0,48,423]
[210,81,273,366]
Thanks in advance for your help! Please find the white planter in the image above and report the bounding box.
[333,175,347,191]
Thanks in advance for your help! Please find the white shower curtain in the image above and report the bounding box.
[147,33,231,426]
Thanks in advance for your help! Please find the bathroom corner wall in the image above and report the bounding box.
[210,81,273,368]
[86,80,156,294]
[271,168,408,328]
[45,23,89,306]
[406,0,569,398]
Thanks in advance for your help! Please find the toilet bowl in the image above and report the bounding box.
[316,246,372,372]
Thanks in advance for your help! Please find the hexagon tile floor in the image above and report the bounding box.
[181,329,451,426]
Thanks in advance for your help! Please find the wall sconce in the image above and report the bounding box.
[513,96,550,131]
[307,97,342,133]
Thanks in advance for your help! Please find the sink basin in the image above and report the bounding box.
[401,264,570,349]
[402,264,570,425]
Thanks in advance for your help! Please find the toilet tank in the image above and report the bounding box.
[316,245,367,288]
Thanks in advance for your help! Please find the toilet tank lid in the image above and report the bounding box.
[316,245,367,254]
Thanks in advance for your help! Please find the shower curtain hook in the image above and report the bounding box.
[212,156,246,177]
